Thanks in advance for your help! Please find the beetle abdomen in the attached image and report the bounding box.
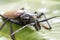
[3,10,23,19]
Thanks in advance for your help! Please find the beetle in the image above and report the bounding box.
[0,8,59,40]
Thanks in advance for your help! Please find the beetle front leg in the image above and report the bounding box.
[40,23,51,30]
[33,21,41,31]
[37,13,52,30]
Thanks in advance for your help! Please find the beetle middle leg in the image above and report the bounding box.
[40,23,51,30]
[10,21,15,40]
[37,13,52,30]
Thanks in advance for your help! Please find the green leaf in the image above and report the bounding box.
[0,22,47,40]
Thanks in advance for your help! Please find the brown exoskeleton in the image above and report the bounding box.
[0,8,59,40]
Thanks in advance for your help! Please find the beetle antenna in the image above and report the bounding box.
[39,16,60,22]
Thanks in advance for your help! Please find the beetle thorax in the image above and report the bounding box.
[20,13,37,24]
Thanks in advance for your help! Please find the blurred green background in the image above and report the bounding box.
[0,0,60,40]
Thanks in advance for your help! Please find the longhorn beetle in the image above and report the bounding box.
[0,8,59,40]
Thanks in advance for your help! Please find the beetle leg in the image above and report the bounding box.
[0,14,8,30]
[0,20,7,30]
[0,14,7,19]
[10,21,15,40]
[10,19,20,24]
[38,13,52,30]
[42,25,51,30]
[37,13,44,18]
[42,13,52,30]
[11,23,34,36]
[39,16,59,22]
[9,19,24,26]
[40,23,51,30]
[33,21,41,31]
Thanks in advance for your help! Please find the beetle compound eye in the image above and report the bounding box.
[20,14,30,20]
